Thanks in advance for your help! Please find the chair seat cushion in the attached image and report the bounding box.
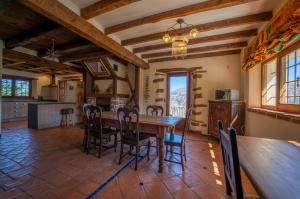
[164,132,183,145]
[123,133,150,145]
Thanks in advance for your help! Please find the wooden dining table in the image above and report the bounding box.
[237,136,300,199]
[101,111,183,172]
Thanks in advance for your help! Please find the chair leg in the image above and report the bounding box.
[98,137,102,158]
[147,141,150,161]
[184,143,187,162]
[114,134,117,152]
[165,145,168,157]
[156,138,159,156]
[180,146,184,171]
[119,142,123,165]
[135,146,139,170]
[86,131,90,155]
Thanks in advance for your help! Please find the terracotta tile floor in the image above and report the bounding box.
[0,121,257,199]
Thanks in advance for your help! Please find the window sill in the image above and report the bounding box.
[248,107,300,124]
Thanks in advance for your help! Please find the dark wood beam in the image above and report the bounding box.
[38,40,96,57]
[59,50,113,62]
[0,0,16,14]
[6,22,62,48]
[142,41,247,58]
[105,0,257,34]
[122,12,272,46]
[148,49,241,63]
[19,0,149,69]
[81,0,140,19]
[133,29,257,53]
[3,49,82,73]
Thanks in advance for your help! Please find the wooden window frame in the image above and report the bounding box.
[261,41,300,114]
[1,75,33,99]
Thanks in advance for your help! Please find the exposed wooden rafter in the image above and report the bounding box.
[122,12,272,46]
[19,0,149,69]
[3,49,82,73]
[60,50,114,62]
[6,22,61,48]
[142,41,247,58]
[133,29,257,53]
[148,49,241,63]
[105,0,258,34]
[81,0,140,19]
[38,40,96,57]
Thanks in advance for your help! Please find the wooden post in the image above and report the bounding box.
[0,40,3,135]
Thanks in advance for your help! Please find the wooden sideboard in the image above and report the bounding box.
[208,100,245,139]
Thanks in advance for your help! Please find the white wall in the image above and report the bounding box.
[139,54,242,134]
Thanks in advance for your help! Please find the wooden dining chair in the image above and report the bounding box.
[164,107,192,170]
[219,127,259,199]
[83,104,118,158]
[145,105,164,155]
[117,107,151,170]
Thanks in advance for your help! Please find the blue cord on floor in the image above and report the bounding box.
[86,148,147,199]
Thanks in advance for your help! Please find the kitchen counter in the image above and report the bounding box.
[28,102,78,129]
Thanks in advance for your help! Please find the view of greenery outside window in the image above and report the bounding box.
[1,79,13,96]
[262,59,277,106]
[280,48,300,105]
[1,78,31,97]
[15,80,30,97]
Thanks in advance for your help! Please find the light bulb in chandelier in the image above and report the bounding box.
[190,28,199,38]
[162,33,171,43]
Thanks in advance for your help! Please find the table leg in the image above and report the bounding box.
[158,126,165,173]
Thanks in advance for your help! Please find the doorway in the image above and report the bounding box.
[167,72,189,118]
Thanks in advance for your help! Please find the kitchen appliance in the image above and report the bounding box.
[41,74,58,101]
[215,89,239,100]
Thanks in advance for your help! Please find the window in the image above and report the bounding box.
[1,76,31,98]
[262,59,277,106]
[280,49,300,104]
[1,79,13,96]
[261,41,300,113]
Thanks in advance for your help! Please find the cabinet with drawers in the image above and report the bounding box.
[2,100,32,122]
[208,100,245,139]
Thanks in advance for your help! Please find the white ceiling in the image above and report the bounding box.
[67,0,286,61]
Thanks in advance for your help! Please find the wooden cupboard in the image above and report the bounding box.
[2,101,32,122]
[208,100,245,139]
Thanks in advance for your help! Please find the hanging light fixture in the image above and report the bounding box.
[162,18,199,58]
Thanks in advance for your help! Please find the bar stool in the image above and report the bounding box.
[66,108,74,127]
[60,109,68,127]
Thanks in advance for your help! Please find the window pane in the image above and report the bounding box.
[15,80,30,97]
[287,82,295,96]
[1,79,13,96]
[297,49,300,64]
[262,59,277,106]
[288,97,295,104]
[288,52,296,66]
[288,66,295,81]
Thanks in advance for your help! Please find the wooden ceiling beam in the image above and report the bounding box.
[5,22,62,48]
[142,41,247,58]
[122,12,272,46]
[38,40,97,57]
[3,49,82,73]
[148,49,241,63]
[105,0,258,34]
[19,0,149,69]
[59,50,114,62]
[133,29,257,53]
[81,0,140,19]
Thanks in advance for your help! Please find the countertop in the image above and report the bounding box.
[28,102,76,105]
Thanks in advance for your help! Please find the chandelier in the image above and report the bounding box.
[162,18,199,58]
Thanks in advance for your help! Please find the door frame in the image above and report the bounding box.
[166,72,190,116]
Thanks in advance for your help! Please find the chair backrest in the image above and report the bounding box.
[146,105,163,116]
[217,120,224,131]
[83,104,102,132]
[117,107,140,141]
[219,128,244,199]
[132,105,140,112]
[182,107,192,139]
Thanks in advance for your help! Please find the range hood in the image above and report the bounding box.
[41,74,58,101]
